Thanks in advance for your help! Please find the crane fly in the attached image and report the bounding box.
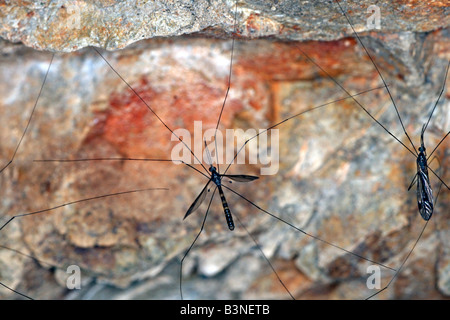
[334,0,449,299]
[184,141,258,231]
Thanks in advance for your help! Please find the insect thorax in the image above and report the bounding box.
[416,152,428,172]
[209,166,221,186]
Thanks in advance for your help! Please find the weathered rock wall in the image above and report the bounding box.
[1,0,449,51]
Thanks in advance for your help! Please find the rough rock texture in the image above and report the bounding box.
[0,0,449,51]
[0,1,449,301]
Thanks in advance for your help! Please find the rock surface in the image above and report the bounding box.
[0,0,449,51]
[0,0,449,301]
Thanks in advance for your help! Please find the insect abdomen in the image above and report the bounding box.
[218,186,235,230]
[224,207,235,231]
[419,199,433,221]
[416,155,433,221]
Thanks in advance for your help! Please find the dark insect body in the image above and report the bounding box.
[184,142,258,231]
[415,126,434,221]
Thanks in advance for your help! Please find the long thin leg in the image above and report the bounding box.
[180,187,217,300]
[423,62,450,133]
[366,169,445,299]
[92,47,210,176]
[0,188,167,232]
[428,166,449,190]
[0,244,54,267]
[427,130,449,160]
[222,185,396,271]
[424,60,449,159]
[367,185,444,299]
[430,154,446,263]
[421,62,449,188]
[407,173,418,191]
[221,85,387,176]
[294,44,416,157]
[214,1,238,174]
[0,281,33,300]
[34,158,211,180]
[365,221,429,300]
[35,86,386,180]
[334,0,418,155]
[234,213,295,300]
[0,244,57,300]
[0,54,55,174]
[416,156,448,192]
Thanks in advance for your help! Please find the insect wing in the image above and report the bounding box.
[222,174,259,182]
[417,169,434,221]
[183,180,211,220]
